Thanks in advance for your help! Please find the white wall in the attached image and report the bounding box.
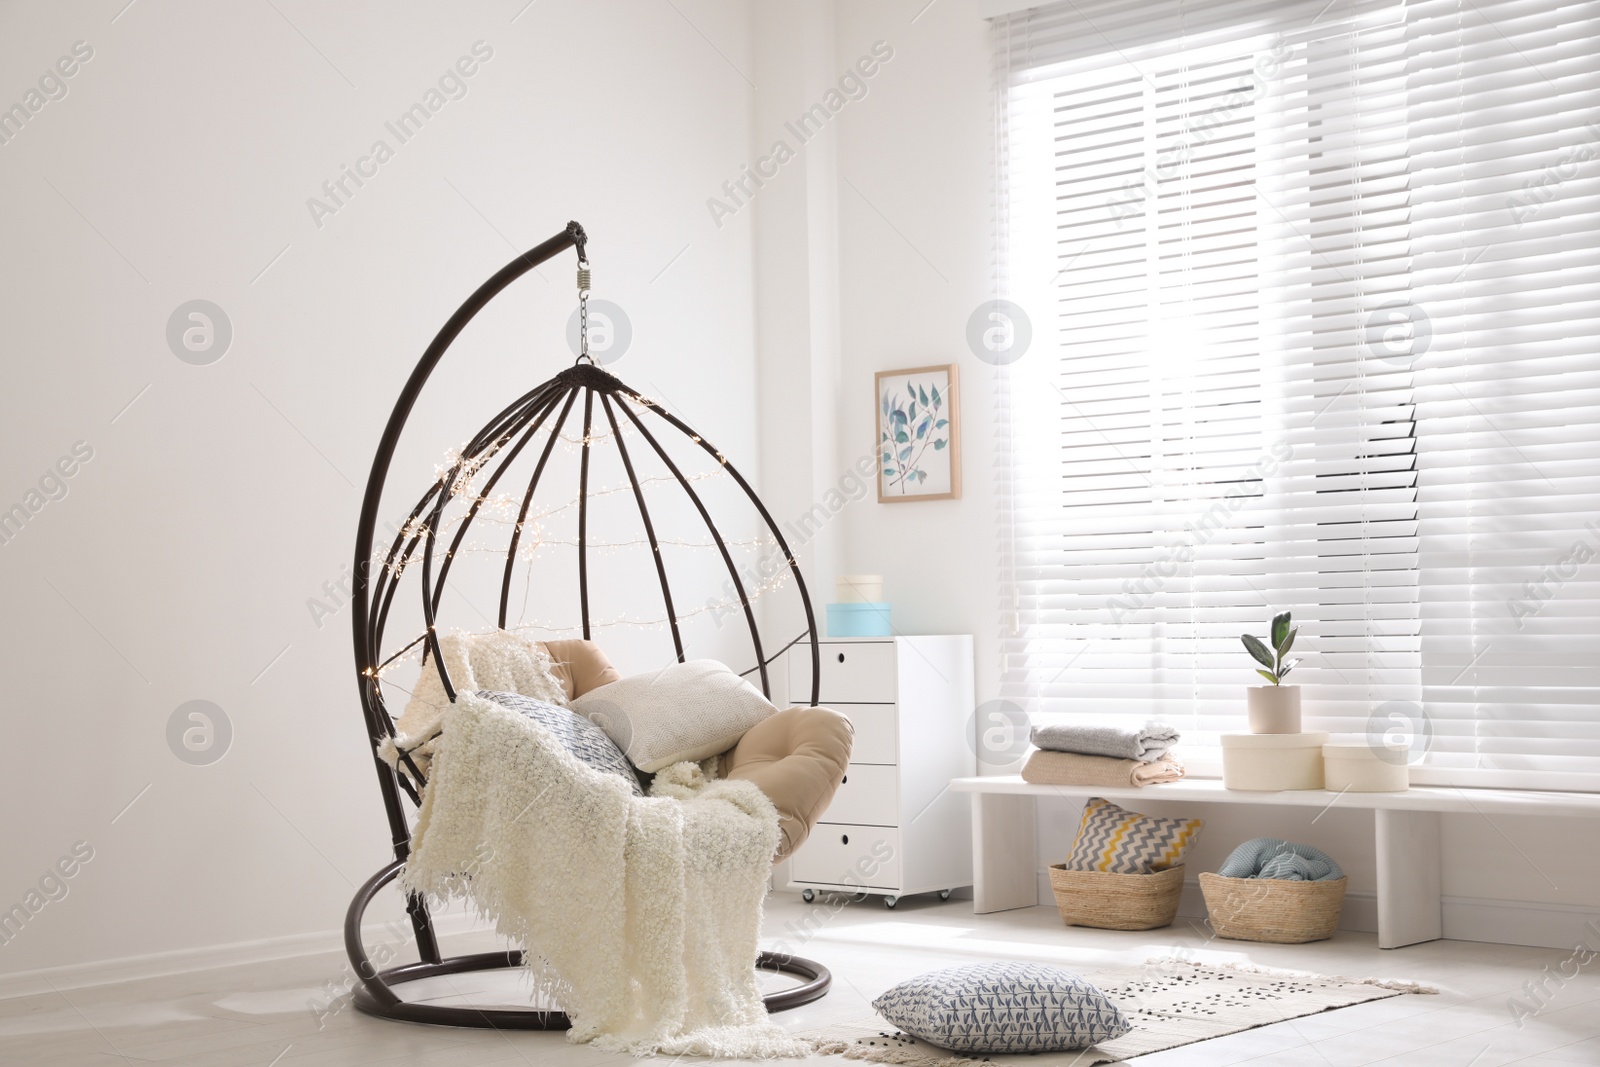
[819,0,1600,950]
[750,0,845,622]
[0,0,764,979]
[4,0,1595,984]
[828,0,999,703]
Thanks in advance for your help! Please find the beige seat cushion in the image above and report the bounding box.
[540,639,621,701]
[720,706,853,860]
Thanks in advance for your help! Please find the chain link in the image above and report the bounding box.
[576,262,593,364]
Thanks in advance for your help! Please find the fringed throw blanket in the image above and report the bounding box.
[400,691,810,1058]
[379,630,570,782]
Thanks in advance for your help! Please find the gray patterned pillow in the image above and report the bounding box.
[476,691,643,796]
[872,963,1131,1053]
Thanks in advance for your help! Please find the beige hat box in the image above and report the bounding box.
[1322,739,1410,792]
[1221,731,1329,790]
[834,575,884,603]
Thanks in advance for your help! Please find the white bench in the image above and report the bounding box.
[949,776,1600,949]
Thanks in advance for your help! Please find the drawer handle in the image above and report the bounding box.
[841,834,849,845]
[842,775,848,784]
[837,652,846,663]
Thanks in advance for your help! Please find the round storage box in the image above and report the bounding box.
[825,602,891,637]
[834,575,884,603]
[1198,872,1346,943]
[1048,864,1185,930]
[1322,740,1409,792]
[1221,732,1329,791]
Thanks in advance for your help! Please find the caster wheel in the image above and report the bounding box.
[939,890,952,901]
[801,889,815,903]
[884,896,898,909]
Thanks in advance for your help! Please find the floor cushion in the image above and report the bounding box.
[720,705,853,859]
[873,962,1132,1053]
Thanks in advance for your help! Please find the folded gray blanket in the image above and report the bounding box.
[1029,720,1179,762]
[1217,837,1345,882]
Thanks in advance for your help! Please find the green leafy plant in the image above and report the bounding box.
[880,380,950,494]
[1242,610,1299,685]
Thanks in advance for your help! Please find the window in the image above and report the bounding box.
[995,0,1600,788]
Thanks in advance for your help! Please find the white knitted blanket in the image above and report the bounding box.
[400,691,808,1058]
[379,630,570,782]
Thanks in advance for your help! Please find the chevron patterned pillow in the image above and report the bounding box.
[1064,797,1203,874]
[872,962,1131,1052]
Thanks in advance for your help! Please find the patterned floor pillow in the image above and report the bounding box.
[873,962,1131,1052]
[1064,796,1203,874]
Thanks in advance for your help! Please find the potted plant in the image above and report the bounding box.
[1241,611,1301,733]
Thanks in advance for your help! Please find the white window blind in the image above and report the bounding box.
[995,0,1600,788]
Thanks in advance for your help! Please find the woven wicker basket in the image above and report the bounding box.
[1048,864,1185,930]
[1198,872,1346,943]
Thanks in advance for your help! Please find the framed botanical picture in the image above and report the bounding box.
[876,364,961,502]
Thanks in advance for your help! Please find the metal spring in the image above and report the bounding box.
[576,267,592,291]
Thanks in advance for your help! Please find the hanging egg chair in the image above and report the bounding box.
[343,221,828,1028]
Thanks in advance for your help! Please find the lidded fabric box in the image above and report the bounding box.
[1221,732,1329,790]
[1322,740,1409,792]
[834,575,884,603]
[825,602,891,637]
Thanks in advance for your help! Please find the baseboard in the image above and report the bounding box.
[10,880,1595,998]
[1442,895,1600,950]
[1033,869,1596,949]
[0,909,485,1000]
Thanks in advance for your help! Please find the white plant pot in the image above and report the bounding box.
[1247,685,1302,734]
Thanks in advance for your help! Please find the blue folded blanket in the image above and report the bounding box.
[1217,837,1344,882]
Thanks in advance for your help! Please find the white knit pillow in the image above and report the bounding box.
[570,660,777,773]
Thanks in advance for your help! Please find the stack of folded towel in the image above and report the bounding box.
[1022,720,1184,788]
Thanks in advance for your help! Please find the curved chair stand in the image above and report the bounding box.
[346,861,831,1029]
[345,221,832,1028]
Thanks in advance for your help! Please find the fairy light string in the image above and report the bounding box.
[367,424,798,682]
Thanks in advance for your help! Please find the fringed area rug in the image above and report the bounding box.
[805,959,1436,1066]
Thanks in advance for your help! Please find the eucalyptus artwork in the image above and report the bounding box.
[1242,610,1299,685]
[882,386,946,487]
[875,364,961,502]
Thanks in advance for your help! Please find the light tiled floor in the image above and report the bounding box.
[5,893,1598,1066]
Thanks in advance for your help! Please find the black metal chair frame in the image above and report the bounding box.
[345,221,828,1028]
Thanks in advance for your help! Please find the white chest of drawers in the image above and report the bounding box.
[783,635,975,907]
